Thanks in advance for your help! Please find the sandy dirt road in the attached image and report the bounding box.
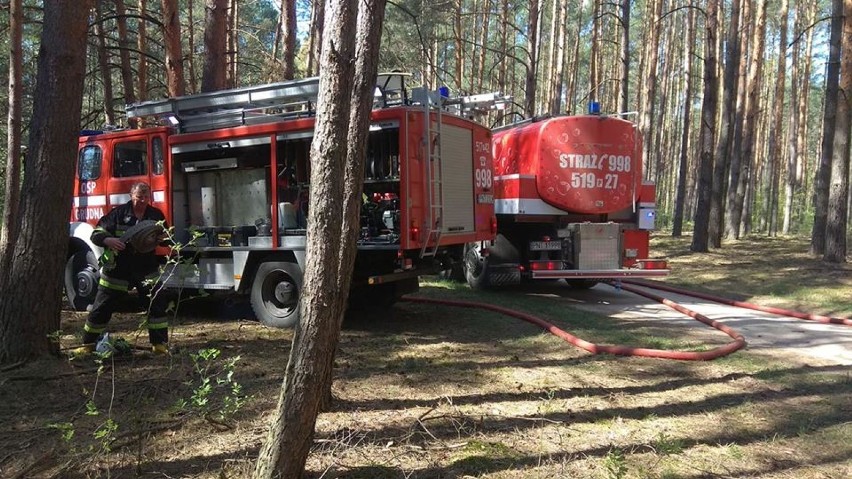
[528,282,852,365]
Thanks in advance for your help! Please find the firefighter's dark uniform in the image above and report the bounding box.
[82,201,169,346]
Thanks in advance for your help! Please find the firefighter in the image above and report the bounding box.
[73,182,171,356]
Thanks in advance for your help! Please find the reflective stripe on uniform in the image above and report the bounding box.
[147,318,169,330]
[99,274,129,291]
[84,323,106,334]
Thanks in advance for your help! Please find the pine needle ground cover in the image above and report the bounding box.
[1,234,849,478]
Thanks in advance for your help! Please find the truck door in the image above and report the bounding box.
[106,133,167,216]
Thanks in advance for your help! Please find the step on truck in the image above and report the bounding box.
[463,107,668,290]
[67,73,498,326]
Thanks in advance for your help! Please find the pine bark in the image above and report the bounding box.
[765,0,789,236]
[825,0,852,262]
[691,0,719,253]
[725,0,766,239]
[201,0,228,92]
[672,4,695,236]
[709,0,741,246]
[812,0,843,254]
[162,0,186,96]
[94,1,117,125]
[524,0,540,117]
[137,0,148,101]
[0,0,93,364]
[282,0,297,80]
[307,0,325,76]
[619,0,630,113]
[115,0,137,109]
[639,0,662,180]
[253,0,384,475]
[1,0,22,256]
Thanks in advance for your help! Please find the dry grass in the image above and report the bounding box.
[1,234,850,478]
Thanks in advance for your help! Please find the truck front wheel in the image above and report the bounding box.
[250,261,302,328]
[65,250,99,311]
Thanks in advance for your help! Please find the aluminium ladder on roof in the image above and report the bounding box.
[125,73,413,133]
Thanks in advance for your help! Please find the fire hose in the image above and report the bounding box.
[402,287,747,361]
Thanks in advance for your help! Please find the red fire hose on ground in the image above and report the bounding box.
[402,287,747,361]
[621,279,852,327]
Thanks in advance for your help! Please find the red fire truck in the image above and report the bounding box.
[461,110,668,289]
[66,74,497,327]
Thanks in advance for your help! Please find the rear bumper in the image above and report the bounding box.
[530,268,670,280]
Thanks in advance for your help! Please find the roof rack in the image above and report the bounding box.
[126,73,415,133]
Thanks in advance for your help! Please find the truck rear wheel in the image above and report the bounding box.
[250,261,302,328]
[65,250,99,311]
[464,242,491,289]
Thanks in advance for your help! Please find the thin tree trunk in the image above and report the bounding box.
[253,0,385,475]
[0,0,93,364]
[454,0,463,89]
[137,0,148,101]
[94,1,116,125]
[765,0,789,236]
[114,0,136,109]
[187,0,197,93]
[691,0,719,252]
[229,0,239,87]
[524,0,540,117]
[307,0,325,76]
[812,0,843,254]
[640,0,662,180]
[825,0,852,262]
[551,0,568,114]
[709,0,740,246]
[589,0,600,105]
[476,0,491,92]
[201,0,228,92]
[783,8,801,234]
[619,0,630,113]
[1,0,22,257]
[726,0,766,239]
[672,3,695,236]
[282,0,296,80]
[162,0,186,96]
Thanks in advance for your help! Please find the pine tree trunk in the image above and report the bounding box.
[282,0,297,80]
[640,0,662,180]
[253,0,385,475]
[201,0,228,92]
[709,0,741,246]
[1,0,22,257]
[691,0,719,253]
[825,0,852,263]
[94,1,116,125]
[672,4,695,237]
[162,0,186,96]
[307,0,325,76]
[783,8,801,234]
[524,0,540,117]
[765,0,789,236]
[550,0,568,114]
[619,0,630,113]
[812,0,843,254]
[229,0,239,87]
[137,0,148,100]
[0,0,93,364]
[726,0,766,239]
[114,0,136,108]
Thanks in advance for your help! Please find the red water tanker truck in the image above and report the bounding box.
[461,113,668,289]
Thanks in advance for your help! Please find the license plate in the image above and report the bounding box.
[529,240,561,251]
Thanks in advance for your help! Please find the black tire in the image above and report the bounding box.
[65,250,99,311]
[250,261,302,328]
[464,242,491,290]
[565,279,598,290]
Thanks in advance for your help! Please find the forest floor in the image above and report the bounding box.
[1,234,850,478]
